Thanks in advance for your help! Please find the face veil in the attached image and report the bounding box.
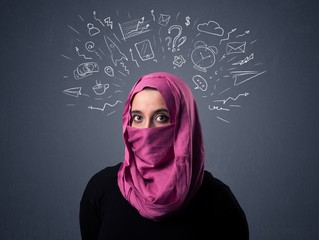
[117,72,205,221]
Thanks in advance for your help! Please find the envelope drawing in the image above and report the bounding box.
[158,14,171,26]
[226,42,246,55]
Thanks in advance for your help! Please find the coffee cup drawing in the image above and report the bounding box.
[92,81,110,95]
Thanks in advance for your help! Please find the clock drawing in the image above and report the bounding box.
[191,41,218,72]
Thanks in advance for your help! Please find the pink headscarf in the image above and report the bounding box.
[117,72,205,221]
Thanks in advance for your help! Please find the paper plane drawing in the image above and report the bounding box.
[63,87,82,97]
[230,70,266,86]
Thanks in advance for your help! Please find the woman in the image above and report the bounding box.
[80,72,249,239]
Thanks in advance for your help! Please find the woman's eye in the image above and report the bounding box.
[155,114,169,123]
[132,115,143,122]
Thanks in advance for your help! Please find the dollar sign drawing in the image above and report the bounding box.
[185,16,190,26]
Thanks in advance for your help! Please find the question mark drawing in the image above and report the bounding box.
[165,36,172,50]
[177,36,187,49]
[168,25,187,52]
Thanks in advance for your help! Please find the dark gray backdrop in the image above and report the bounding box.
[1,0,318,239]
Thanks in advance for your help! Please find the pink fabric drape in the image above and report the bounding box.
[117,72,205,221]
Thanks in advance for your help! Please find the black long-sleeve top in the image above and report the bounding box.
[80,163,249,240]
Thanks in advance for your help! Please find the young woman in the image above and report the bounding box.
[80,72,249,239]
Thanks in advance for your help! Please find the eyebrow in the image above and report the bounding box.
[130,108,169,115]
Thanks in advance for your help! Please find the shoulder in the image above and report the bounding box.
[201,170,235,199]
[200,170,247,211]
[89,163,121,182]
[197,170,249,238]
[81,163,122,203]
[198,170,248,219]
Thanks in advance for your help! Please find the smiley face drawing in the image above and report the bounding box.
[191,41,218,72]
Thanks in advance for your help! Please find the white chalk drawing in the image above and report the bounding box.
[226,42,246,55]
[78,15,84,22]
[92,81,109,95]
[135,39,155,61]
[104,17,113,29]
[120,62,129,75]
[213,92,249,104]
[208,105,230,111]
[216,116,230,124]
[68,25,80,35]
[219,28,236,45]
[73,62,99,80]
[85,41,102,60]
[93,11,104,27]
[166,25,187,52]
[104,66,114,77]
[172,55,186,68]
[61,9,267,122]
[232,53,254,66]
[119,17,151,41]
[192,75,208,91]
[185,16,191,27]
[93,11,113,29]
[87,23,100,36]
[151,10,156,21]
[230,70,266,86]
[76,47,92,60]
[88,100,122,111]
[158,14,171,26]
[104,36,128,66]
[197,21,224,36]
[129,48,140,67]
[63,87,82,97]
[61,54,73,60]
[236,30,250,38]
[191,41,218,72]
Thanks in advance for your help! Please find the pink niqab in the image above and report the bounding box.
[117,72,205,221]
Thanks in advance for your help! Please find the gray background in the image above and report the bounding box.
[1,0,318,239]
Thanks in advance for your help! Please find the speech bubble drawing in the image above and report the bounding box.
[192,75,207,91]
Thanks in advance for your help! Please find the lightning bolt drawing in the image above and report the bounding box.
[104,17,113,29]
